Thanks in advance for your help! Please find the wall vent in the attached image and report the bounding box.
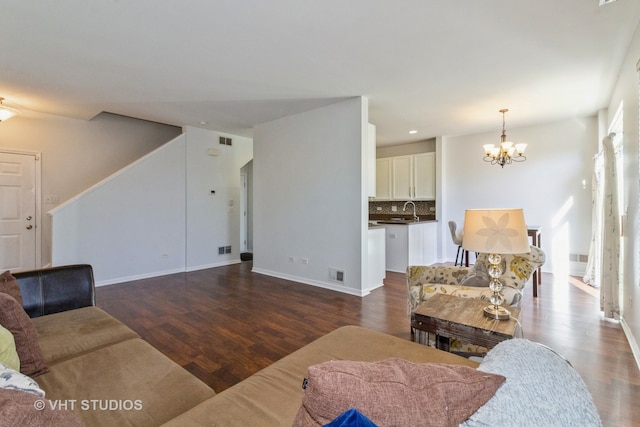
[219,136,232,146]
[569,253,588,262]
[329,267,345,283]
[218,246,232,255]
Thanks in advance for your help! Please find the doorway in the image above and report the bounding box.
[240,160,253,261]
[0,150,41,271]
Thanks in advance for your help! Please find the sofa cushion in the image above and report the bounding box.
[0,361,44,397]
[0,293,48,377]
[37,338,215,427]
[412,284,522,307]
[0,270,23,306]
[162,326,479,427]
[0,388,83,426]
[0,324,20,372]
[32,306,139,365]
[460,262,490,287]
[293,358,505,427]
[461,339,602,427]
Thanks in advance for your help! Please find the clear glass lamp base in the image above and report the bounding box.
[483,304,511,320]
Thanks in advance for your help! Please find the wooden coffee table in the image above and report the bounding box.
[411,293,521,352]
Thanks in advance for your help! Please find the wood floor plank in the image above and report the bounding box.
[97,261,640,426]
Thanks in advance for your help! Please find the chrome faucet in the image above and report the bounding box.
[403,201,418,221]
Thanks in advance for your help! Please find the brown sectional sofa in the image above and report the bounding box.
[13,264,480,426]
[14,265,216,426]
[11,264,602,426]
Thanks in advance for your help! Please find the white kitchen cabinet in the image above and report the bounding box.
[375,158,392,200]
[366,226,386,292]
[381,152,435,201]
[391,156,413,200]
[413,152,435,200]
[385,222,437,272]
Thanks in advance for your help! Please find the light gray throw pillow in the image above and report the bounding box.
[460,262,490,287]
[461,339,602,427]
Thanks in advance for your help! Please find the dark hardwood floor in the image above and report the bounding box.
[97,261,640,426]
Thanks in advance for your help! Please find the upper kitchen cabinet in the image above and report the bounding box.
[412,152,435,200]
[390,152,435,200]
[375,157,392,200]
[367,124,376,198]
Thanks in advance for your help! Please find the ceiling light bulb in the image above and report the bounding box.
[0,98,19,121]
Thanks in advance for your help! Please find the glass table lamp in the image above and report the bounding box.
[462,208,530,320]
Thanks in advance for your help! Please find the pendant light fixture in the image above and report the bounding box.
[482,109,526,167]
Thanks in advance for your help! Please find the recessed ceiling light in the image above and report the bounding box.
[409,130,418,134]
[200,121,208,125]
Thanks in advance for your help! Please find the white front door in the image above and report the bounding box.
[0,152,37,271]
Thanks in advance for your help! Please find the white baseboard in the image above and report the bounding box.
[96,267,186,287]
[251,267,369,297]
[95,260,242,287]
[186,259,241,272]
[620,316,640,371]
[569,261,587,277]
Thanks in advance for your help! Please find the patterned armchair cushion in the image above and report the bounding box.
[406,245,545,313]
[474,245,545,291]
[408,284,522,313]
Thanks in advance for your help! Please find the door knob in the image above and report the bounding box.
[26,225,33,230]
[26,216,32,221]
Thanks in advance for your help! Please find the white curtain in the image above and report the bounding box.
[600,133,621,319]
[583,133,620,319]
[583,162,601,287]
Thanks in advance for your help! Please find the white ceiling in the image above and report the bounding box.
[2,1,639,146]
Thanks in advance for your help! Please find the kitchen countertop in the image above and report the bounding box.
[369,217,438,226]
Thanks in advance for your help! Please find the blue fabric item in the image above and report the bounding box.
[324,408,378,427]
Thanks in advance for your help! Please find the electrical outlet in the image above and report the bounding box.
[301,258,309,265]
[391,205,397,212]
[376,207,382,211]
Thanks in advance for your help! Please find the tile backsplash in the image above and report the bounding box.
[369,200,436,219]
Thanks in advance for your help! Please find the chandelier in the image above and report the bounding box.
[483,109,526,167]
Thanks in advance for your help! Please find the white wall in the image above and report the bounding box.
[51,127,253,285]
[252,97,370,296]
[185,127,253,270]
[441,117,597,275]
[51,136,187,283]
[606,21,640,366]
[0,111,181,266]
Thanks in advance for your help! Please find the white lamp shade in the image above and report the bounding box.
[462,208,529,254]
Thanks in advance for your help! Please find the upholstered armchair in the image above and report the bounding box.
[407,245,545,352]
